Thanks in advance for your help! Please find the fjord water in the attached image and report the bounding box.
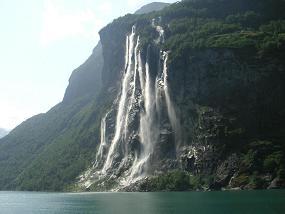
[1,190,284,214]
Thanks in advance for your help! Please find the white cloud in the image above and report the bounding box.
[40,0,104,46]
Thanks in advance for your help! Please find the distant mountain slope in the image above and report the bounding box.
[135,2,170,14]
[0,129,8,139]
[0,41,104,191]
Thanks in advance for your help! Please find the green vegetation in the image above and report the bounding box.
[241,141,285,175]
[109,0,285,58]
[148,171,193,191]
[138,171,219,191]
[0,97,95,190]
[230,141,285,189]
[162,1,285,60]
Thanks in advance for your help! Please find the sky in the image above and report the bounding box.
[0,0,177,130]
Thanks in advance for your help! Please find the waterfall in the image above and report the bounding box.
[124,48,159,184]
[123,36,140,142]
[95,112,108,167]
[93,109,116,170]
[162,52,181,147]
[152,18,165,43]
[102,26,137,173]
[140,49,156,158]
[80,23,181,189]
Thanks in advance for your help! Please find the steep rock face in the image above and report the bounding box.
[98,23,126,87]
[166,46,285,189]
[63,42,103,102]
[120,45,285,190]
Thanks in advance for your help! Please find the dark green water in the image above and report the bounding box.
[0,190,284,214]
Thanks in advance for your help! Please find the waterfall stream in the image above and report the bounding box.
[101,26,137,173]
[94,112,108,168]
[80,23,181,189]
[162,52,181,148]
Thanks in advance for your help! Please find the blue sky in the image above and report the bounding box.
[0,0,177,130]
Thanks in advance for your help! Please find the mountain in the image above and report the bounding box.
[0,0,285,191]
[135,2,170,14]
[0,129,8,139]
[0,42,105,191]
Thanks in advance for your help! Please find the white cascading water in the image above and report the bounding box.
[95,112,108,166]
[162,51,181,147]
[123,36,140,142]
[93,109,115,169]
[101,26,137,173]
[123,49,159,184]
[80,22,181,188]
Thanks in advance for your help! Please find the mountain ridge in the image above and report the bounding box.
[135,2,171,14]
